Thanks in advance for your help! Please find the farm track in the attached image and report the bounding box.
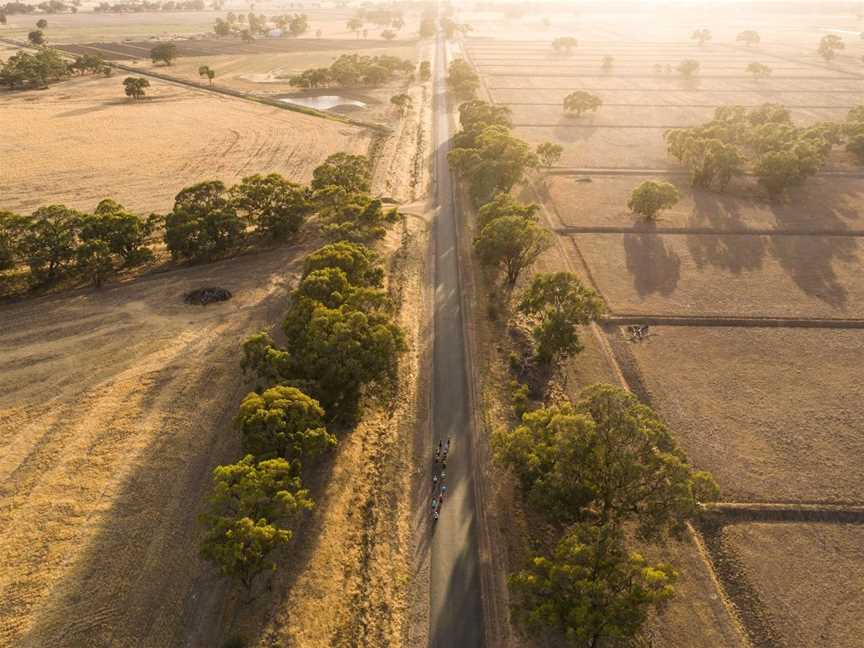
[546,167,864,177]
[556,226,864,236]
[605,314,864,329]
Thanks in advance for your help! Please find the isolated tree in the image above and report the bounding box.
[691,28,711,46]
[199,455,313,590]
[818,34,844,62]
[536,142,563,169]
[601,55,614,71]
[35,17,46,28]
[236,386,335,461]
[552,36,577,54]
[737,30,760,46]
[311,152,371,193]
[510,523,677,648]
[475,216,552,286]
[677,59,700,78]
[20,204,81,283]
[123,76,149,99]
[164,181,244,260]
[347,16,363,38]
[197,64,215,85]
[448,125,539,205]
[27,29,44,45]
[477,193,540,229]
[150,42,177,65]
[390,92,412,114]
[563,91,602,117]
[747,62,772,80]
[446,58,479,100]
[518,272,605,363]
[231,173,313,241]
[381,28,396,40]
[627,180,680,220]
[213,17,231,36]
[495,384,719,537]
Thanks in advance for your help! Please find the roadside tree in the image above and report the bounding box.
[231,173,313,241]
[311,152,371,193]
[477,193,539,229]
[474,216,552,285]
[164,180,244,260]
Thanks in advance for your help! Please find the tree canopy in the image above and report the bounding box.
[627,180,680,220]
[164,180,244,260]
[232,173,313,241]
[150,42,177,65]
[311,152,372,194]
[563,91,602,118]
[446,58,479,100]
[737,30,760,46]
[122,76,149,99]
[536,142,563,169]
[474,215,552,286]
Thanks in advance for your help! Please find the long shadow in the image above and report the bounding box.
[623,226,681,298]
[553,115,599,144]
[430,543,484,648]
[688,190,766,274]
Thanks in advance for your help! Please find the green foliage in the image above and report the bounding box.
[319,193,399,242]
[236,386,334,462]
[311,153,371,194]
[536,142,563,169]
[753,143,825,198]
[20,204,81,283]
[83,198,153,265]
[199,455,313,589]
[846,123,864,164]
[0,210,28,271]
[35,17,46,27]
[446,58,479,100]
[509,523,677,648]
[75,238,113,288]
[289,53,413,88]
[518,272,605,364]
[122,75,149,99]
[198,64,215,84]
[818,34,844,61]
[563,91,602,117]
[164,181,244,260]
[476,193,539,230]
[551,36,577,53]
[691,28,711,45]
[302,241,383,287]
[70,53,105,75]
[0,47,68,89]
[241,331,293,384]
[390,92,412,114]
[474,215,552,285]
[448,125,538,205]
[232,174,313,241]
[510,380,530,418]
[737,30,760,46]
[676,58,700,77]
[747,61,772,79]
[150,42,177,65]
[454,100,513,148]
[419,60,431,81]
[627,180,680,220]
[27,28,44,45]
[494,384,719,538]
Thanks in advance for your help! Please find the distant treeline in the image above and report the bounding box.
[0,0,75,15]
[94,0,209,13]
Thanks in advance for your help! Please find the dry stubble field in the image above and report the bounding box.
[462,5,864,647]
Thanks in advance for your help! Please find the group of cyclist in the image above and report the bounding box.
[431,438,450,522]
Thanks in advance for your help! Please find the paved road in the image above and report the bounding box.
[429,32,485,648]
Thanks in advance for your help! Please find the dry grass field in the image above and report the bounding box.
[719,522,864,648]
[462,4,864,646]
[0,73,371,215]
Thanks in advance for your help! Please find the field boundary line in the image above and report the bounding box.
[706,502,864,524]
[557,225,864,237]
[605,314,864,329]
[546,167,864,178]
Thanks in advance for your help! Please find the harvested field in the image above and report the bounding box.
[624,326,864,503]
[713,522,864,648]
[0,243,305,647]
[0,73,371,215]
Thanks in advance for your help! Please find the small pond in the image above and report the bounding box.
[279,95,367,110]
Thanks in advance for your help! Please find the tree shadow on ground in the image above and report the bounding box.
[688,190,766,274]
[553,115,599,144]
[623,227,681,298]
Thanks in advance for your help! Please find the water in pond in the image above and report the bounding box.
[280,95,367,110]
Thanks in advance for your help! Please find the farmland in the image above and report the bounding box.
[459,4,864,647]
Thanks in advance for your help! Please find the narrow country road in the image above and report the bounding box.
[429,30,485,648]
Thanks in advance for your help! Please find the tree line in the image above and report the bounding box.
[665,102,864,198]
[94,0,205,12]
[288,53,414,89]
[0,0,74,15]
[0,153,399,292]
[198,161,404,593]
[0,46,79,88]
[213,10,308,39]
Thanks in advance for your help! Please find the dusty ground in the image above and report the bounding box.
[718,522,864,648]
[0,73,371,215]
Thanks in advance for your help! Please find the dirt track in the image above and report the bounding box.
[0,245,306,647]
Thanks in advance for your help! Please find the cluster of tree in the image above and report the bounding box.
[551,36,577,54]
[214,11,308,38]
[288,53,413,89]
[448,100,539,207]
[445,57,479,100]
[0,0,73,14]
[0,47,68,89]
[665,103,849,197]
[69,52,110,76]
[200,233,405,591]
[498,383,720,647]
[353,6,403,28]
[0,200,155,287]
[94,0,205,12]
[440,16,471,39]
[563,90,602,118]
[691,28,711,45]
